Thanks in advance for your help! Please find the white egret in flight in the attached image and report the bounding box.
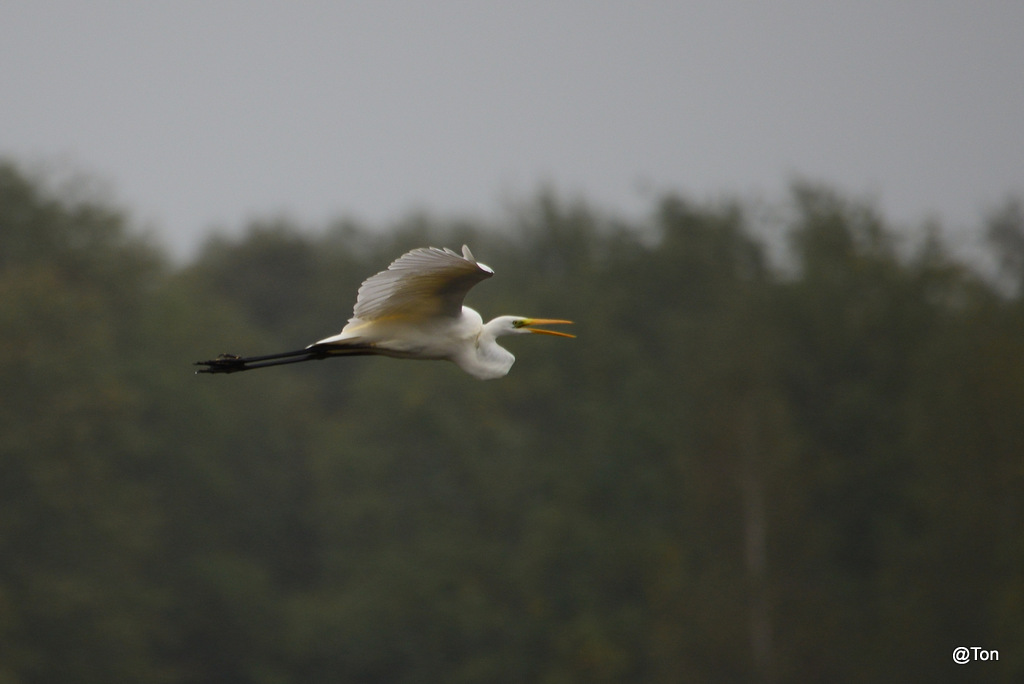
[195,245,574,379]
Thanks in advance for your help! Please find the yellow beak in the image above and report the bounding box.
[523,318,576,338]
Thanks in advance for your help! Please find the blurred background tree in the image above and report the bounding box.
[1,159,1020,682]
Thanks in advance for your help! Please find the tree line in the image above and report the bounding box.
[1,159,1022,682]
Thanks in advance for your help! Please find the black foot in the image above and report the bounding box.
[194,353,247,374]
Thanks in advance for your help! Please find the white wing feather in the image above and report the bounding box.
[351,245,494,322]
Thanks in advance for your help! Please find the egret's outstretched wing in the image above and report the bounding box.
[351,245,494,321]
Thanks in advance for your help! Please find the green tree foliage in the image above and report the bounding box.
[1,159,1021,682]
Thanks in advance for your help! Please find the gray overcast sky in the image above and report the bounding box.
[2,2,1022,258]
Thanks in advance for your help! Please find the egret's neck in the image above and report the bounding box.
[481,316,511,340]
[458,318,516,380]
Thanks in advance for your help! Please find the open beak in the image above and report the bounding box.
[523,318,575,338]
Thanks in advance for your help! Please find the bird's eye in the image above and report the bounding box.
[512,319,526,328]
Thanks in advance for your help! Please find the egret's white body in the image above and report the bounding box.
[316,306,513,379]
[196,245,573,379]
